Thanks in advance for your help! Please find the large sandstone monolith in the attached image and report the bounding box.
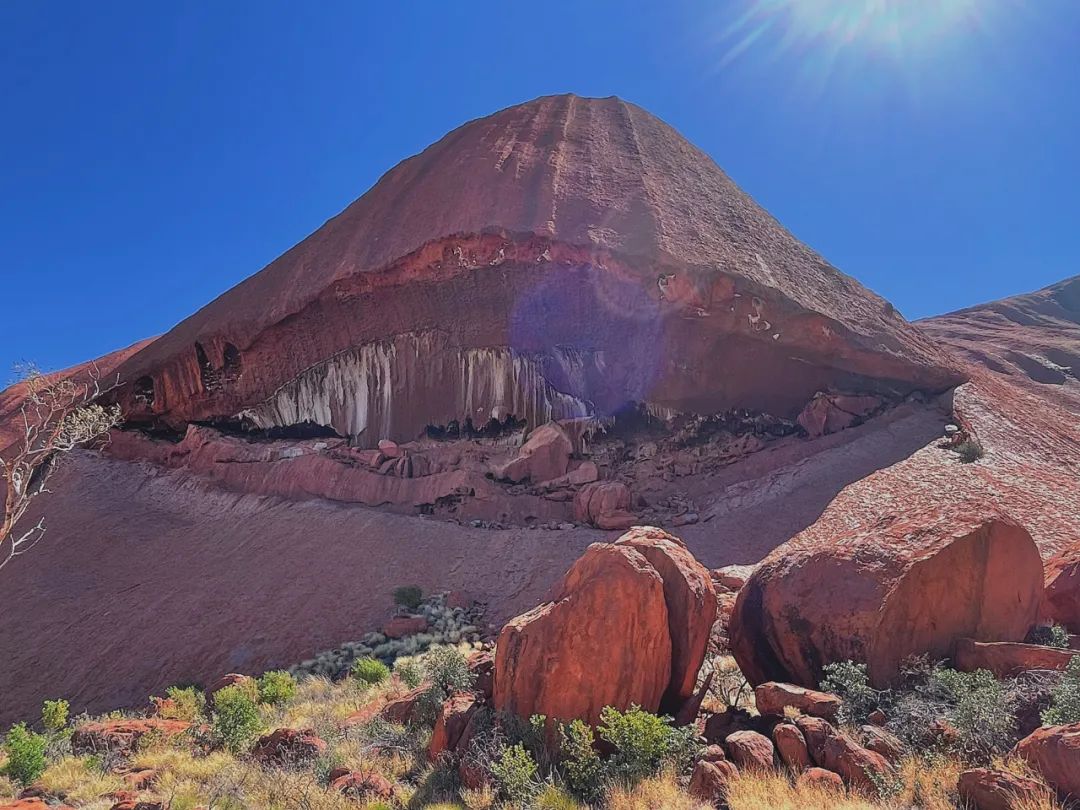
[614,527,716,711]
[729,508,1044,687]
[493,542,673,727]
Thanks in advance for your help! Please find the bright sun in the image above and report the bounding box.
[785,0,983,47]
[719,0,992,66]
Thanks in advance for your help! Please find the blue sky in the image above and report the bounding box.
[2,1,1078,377]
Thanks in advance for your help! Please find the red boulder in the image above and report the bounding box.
[428,692,478,760]
[383,615,429,639]
[754,682,841,721]
[614,527,716,710]
[1014,722,1080,800]
[958,768,1053,810]
[493,542,672,728]
[773,722,811,772]
[573,481,633,528]
[730,510,1044,687]
[1044,549,1080,632]
[688,758,739,804]
[725,730,775,772]
[71,718,190,756]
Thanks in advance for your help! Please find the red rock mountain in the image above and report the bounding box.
[105,94,960,445]
[920,275,1080,413]
[0,95,1076,726]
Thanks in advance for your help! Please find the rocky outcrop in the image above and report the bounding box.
[773,723,811,772]
[954,638,1078,678]
[429,693,478,761]
[493,541,672,727]
[494,528,715,727]
[1014,722,1080,800]
[688,758,739,803]
[794,716,890,797]
[729,509,1045,687]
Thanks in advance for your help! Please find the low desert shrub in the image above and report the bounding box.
[415,646,475,725]
[1042,654,1080,725]
[352,657,391,687]
[820,660,880,727]
[559,719,603,802]
[212,684,261,754]
[163,685,206,722]
[953,438,985,463]
[490,742,540,804]
[2,723,47,785]
[532,783,584,810]
[41,699,70,733]
[38,755,125,804]
[1025,623,1071,649]
[598,706,698,789]
[257,670,297,706]
[393,585,424,611]
[395,656,425,689]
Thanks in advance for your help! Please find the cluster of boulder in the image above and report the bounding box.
[689,681,898,802]
[286,590,487,680]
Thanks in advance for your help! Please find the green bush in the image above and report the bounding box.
[415,646,475,725]
[395,657,424,689]
[3,723,47,785]
[393,585,423,611]
[1043,655,1080,725]
[163,685,206,722]
[352,657,391,687]
[257,670,296,706]
[490,742,540,804]
[953,438,985,463]
[821,660,879,727]
[41,699,69,733]
[1026,624,1071,649]
[597,705,698,787]
[559,719,603,803]
[212,684,261,754]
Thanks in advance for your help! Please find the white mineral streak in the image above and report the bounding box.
[239,332,594,445]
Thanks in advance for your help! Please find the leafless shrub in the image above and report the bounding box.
[1,363,121,570]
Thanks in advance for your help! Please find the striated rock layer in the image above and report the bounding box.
[101,94,959,446]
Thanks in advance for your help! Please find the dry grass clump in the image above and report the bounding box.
[607,770,710,810]
[725,769,873,810]
[38,755,126,804]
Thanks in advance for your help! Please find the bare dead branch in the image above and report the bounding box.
[1,363,123,571]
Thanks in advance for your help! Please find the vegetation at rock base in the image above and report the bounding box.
[952,437,986,463]
[394,584,425,611]
[211,683,262,754]
[1042,654,1080,725]
[1026,623,1071,650]
[1,722,47,785]
[257,669,297,706]
[353,656,391,686]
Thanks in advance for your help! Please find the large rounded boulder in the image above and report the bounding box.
[614,527,716,711]
[494,526,715,726]
[730,508,1044,687]
[493,541,672,727]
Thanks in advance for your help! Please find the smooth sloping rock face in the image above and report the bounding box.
[920,275,1080,414]
[493,542,672,727]
[613,526,716,710]
[1014,723,1080,799]
[98,94,959,447]
[730,508,1045,687]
